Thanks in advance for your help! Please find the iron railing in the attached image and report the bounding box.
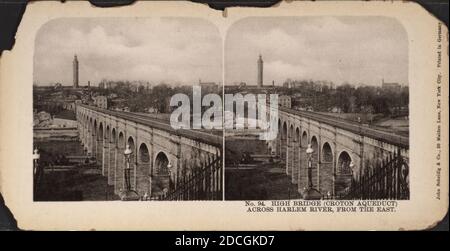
[337,161,353,175]
[161,153,223,201]
[343,148,409,200]
[33,160,45,198]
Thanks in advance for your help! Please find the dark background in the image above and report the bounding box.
[0,0,448,232]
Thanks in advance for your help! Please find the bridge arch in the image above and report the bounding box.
[319,142,334,195]
[337,150,352,174]
[290,126,301,184]
[89,117,93,133]
[310,136,319,160]
[118,131,125,147]
[111,128,117,144]
[136,142,151,196]
[335,150,354,196]
[321,142,333,162]
[289,124,294,140]
[91,119,98,158]
[97,122,104,167]
[153,151,174,196]
[301,131,308,147]
[108,127,117,186]
[295,127,300,142]
[274,119,282,155]
[97,122,103,140]
[105,125,110,140]
[115,131,126,193]
[103,125,112,179]
[282,121,287,140]
[154,151,170,175]
[138,143,150,163]
[127,136,136,153]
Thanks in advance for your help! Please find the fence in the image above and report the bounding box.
[161,153,223,201]
[33,160,45,197]
[343,148,409,200]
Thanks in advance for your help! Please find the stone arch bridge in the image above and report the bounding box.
[267,106,409,198]
[76,104,222,200]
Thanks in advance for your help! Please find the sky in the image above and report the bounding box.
[34,17,408,88]
[225,17,409,87]
[34,18,222,86]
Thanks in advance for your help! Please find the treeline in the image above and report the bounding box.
[95,81,221,113]
[285,81,408,116]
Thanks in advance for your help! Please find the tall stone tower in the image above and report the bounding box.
[73,54,79,88]
[257,54,263,87]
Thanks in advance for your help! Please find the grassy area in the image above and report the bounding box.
[318,112,409,137]
[374,118,409,137]
[225,137,269,165]
[225,163,301,200]
[34,139,119,201]
[35,166,119,201]
[54,109,76,120]
[225,137,301,200]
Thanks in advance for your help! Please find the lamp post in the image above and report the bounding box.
[33,148,40,197]
[349,161,357,184]
[33,148,40,175]
[166,163,175,198]
[349,161,355,174]
[124,145,132,191]
[119,144,139,201]
[303,144,322,200]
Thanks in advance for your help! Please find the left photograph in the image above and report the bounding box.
[32,18,223,201]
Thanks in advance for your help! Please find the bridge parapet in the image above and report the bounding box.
[78,104,222,148]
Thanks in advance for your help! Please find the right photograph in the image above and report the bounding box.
[224,17,410,200]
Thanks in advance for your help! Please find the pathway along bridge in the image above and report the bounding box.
[76,104,222,200]
[267,106,409,199]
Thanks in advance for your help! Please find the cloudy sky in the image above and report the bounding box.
[34,18,222,86]
[225,17,408,86]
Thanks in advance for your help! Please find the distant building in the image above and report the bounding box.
[330,106,342,113]
[73,55,79,88]
[114,107,129,112]
[279,95,292,108]
[198,79,218,92]
[381,79,401,92]
[54,83,62,90]
[257,54,264,87]
[147,107,159,113]
[75,100,82,108]
[107,93,118,99]
[94,96,108,109]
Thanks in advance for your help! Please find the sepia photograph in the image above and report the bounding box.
[0,0,447,231]
[32,17,223,201]
[224,17,410,201]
